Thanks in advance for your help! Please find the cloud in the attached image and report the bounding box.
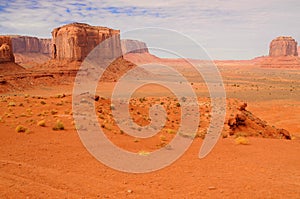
[0,0,299,59]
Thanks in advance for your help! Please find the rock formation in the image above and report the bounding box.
[226,102,291,139]
[269,36,298,57]
[258,36,300,68]
[8,36,51,67]
[0,36,15,63]
[51,22,122,61]
[39,39,52,54]
[11,36,51,55]
[121,39,149,54]
[298,46,300,56]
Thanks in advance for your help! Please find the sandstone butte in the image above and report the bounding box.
[51,22,122,62]
[121,39,149,54]
[10,35,51,55]
[0,36,15,63]
[258,36,300,68]
[269,36,298,57]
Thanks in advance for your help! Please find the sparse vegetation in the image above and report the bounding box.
[19,113,27,117]
[138,151,150,156]
[52,120,64,131]
[110,104,115,110]
[179,132,196,139]
[8,102,16,107]
[234,131,248,138]
[160,135,167,141]
[235,136,250,145]
[51,109,58,115]
[221,132,228,138]
[37,120,46,127]
[56,94,65,98]
[166,128,176,134]
[56,101,63,106]
[197,130,207,139]
[15,125,27,133]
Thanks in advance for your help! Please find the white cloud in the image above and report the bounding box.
[0,0,299,59]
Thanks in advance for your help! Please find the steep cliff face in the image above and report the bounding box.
[39,39,51,54]
[0,36,15,63]
[121,39,149,54]
[269,36,298,57]
[298,46,300,56]
[11,36,51,54]
[51,22,122,61]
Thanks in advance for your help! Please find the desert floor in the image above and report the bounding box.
[0,61,300,198]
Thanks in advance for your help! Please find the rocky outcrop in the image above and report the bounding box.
[11,36,51,55]
[226,102,291,139]
[121,39,149,54]
[51,22,122,61]
[269,36,298,57]
[298,46,300,56]
[0,36,15,63]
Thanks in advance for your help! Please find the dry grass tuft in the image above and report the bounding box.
[235,136,250,145]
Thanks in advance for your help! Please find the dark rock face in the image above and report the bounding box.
[11,36,51,54]
[0,36,15,63]
[269,36,298,57]
[51,22,122,61]
[121,39,149,54]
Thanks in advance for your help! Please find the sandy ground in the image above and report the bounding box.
[0,58,300,198]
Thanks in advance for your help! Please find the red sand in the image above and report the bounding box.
[0,55,300,198]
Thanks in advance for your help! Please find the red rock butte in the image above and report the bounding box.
[10,35,51,55]
[258,36,300,68]
[269,36,298,57]
[121,39,149,54]
[51,22,122,62]
[0,36,15,63]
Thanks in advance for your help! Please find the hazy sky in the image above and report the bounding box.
[1,0,299,60]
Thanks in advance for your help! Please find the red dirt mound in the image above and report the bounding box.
[225,101,291,139]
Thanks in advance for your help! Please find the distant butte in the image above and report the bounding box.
[121,39,149,54]
[258,36,300,68]
[269,36,298,57]
[10,35,51,55]
[9,35,51,67]
[51,22,122,62]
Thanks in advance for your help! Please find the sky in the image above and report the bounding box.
[0,0,299,60]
